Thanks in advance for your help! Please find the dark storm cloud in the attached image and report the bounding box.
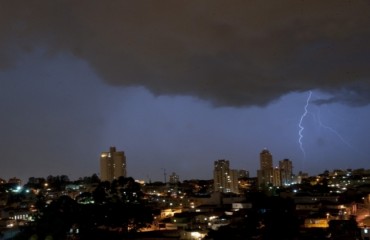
[1,0,370,107]
[313,83,370,106]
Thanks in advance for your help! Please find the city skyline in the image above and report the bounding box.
[1,1,370,183]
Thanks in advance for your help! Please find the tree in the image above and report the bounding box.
[25,177,46,189]
[92,186,107,204]
[46,175,71,191]
[33,195,79,240]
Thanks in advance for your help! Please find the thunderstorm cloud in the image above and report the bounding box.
[1,0,370,107]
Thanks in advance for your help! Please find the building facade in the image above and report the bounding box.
[213,160,239,194]
[238,170,249,178]
[260,148,273,170]
[169,172,180,184]
[100,147,127,182]
[257,148,274,187]
[272,167,282,187]
[279,158,293,186]
[229,169,240,193]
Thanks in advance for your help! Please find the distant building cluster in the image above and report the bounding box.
[211,148,297,194]
[213,160,241,194]
[99,146,297,194]
[0,177,22,185]
[3,145,370,239]
[97,146,364,200]
[257,148,296,188]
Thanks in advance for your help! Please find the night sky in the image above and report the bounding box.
[1,1,370,183]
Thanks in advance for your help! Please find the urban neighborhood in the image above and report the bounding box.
[1,147,370,239]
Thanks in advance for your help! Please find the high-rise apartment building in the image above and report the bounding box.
[214,160,229,192]
[229,169,240,194]
[260,148,273,170]
[272,167,281,187]
[100,147,127,182]
[257,148,273,187]
[213,160,239,194]
[238,170,249,178]
[169,172,180,184]
[279,159,293,186]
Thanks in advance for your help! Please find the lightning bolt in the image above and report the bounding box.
[298,91,312,160]
[316,109,356,152]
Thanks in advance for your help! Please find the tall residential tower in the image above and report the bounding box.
[100,147,127,182]
[279,158,293,186]
[213,160,239,194]
[257,148,273,187]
